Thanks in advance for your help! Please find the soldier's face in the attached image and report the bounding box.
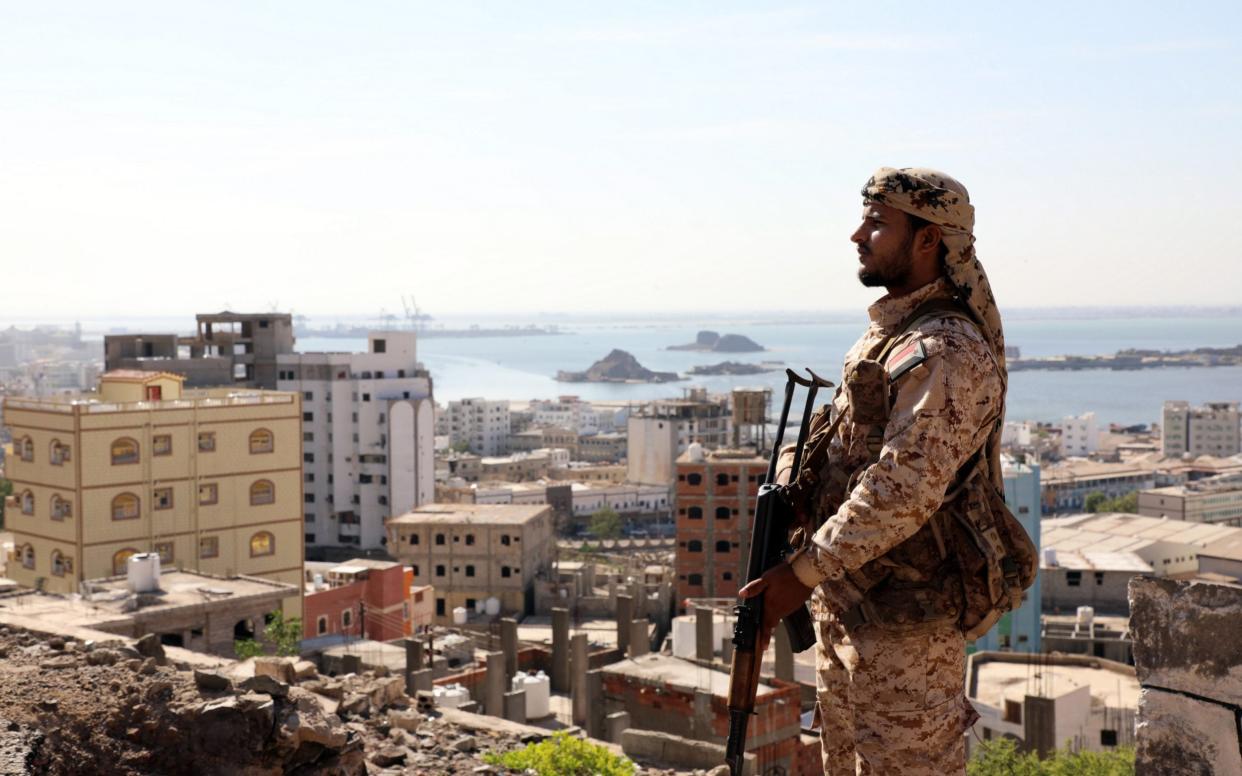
[851,201,915,289]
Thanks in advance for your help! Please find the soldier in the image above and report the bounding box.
[739,167,1008,774]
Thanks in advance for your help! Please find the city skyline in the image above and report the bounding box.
[3,2,1240,318]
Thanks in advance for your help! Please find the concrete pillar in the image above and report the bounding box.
[500,618,519,680]
[605,710,631,744]
[341,653,362,675]
[485,651,505,717]
[695,606,714,661]
[629,620,649,658]
[586,670,605,739]
[721,634,734,665]
[551,608,570,692]
[503,689,527,724]
[571,632,589,726]
[630,581,644,616]
[774,621,794,682]
[607,576,617,602]
[405,638,424,672]
[616,594,632,654]
[410,668,434,694]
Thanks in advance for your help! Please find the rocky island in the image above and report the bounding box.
[686,360,784,376]
[556,349,683,383]
[668,331,765,353]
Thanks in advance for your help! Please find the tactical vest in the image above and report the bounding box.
[789,296,1038,639]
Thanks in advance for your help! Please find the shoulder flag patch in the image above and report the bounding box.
[886,339,927,380]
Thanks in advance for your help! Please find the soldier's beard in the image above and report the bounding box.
[857,241,914,289]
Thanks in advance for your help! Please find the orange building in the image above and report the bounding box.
[674,446,766,610]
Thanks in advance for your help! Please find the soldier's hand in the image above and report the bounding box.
[737,562,813,653]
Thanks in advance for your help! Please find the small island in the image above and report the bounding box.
[686,360,784,376]
[1009,344,1242,372]
[557,349,683,383]
[668,331,765,353]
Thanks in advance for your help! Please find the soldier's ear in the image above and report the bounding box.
[916,223,942,259]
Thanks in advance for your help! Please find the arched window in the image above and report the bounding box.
[715,540,731,553]
[715,506,731,520]
[50,439,70,465]
[112,548,138,575]
[686,473,702,486]
[317,615,329,636]
[111,493,140,520]
[110,437,139,465]
[20,545,35,570]
[465,534,475,546]
[716,473,730,486]
[20,437,34,462]
[688,506,703,520]
[249,531,275,557]
[51,494,72,520]
[250,479,275,506]
[51,550,66,577]
[249,428,274,454]
[20,490,34,516]
[688,540,703,553]
[342,608,353,628]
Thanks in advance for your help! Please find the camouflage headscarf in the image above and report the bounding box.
[862,166,1008,488]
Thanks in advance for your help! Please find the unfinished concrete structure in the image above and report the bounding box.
[104,311,295,389]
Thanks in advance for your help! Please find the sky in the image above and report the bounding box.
[2,2,1240,320]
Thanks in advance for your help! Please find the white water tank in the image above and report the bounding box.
[312,573,325,591]
[433,683,470,709]
[1076,606,1095,628]
[685,442,705,463]
[512,671,551,719]
[670,613,730,659]
[452,606,468,625]
[484,597,501,616]
[474,599,486,614]
[127,553,161,593]
[1042,548,1057,568]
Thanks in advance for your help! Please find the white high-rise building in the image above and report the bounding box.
[1060,412,1099,457]
[1163,401,1241,458]
[278,332,435,550]
[442,397,511,455]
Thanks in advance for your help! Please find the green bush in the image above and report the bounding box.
[483,731,635,776]
[968,739,1135,776]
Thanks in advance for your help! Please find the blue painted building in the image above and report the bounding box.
[971,457,1042,653]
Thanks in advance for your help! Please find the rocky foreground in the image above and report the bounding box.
[0,625,716,775]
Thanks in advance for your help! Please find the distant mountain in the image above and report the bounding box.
[556,349,683,383]
[668,330,765,353]
[687,361,783,376]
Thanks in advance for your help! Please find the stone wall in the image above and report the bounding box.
[1128,577,1242,775]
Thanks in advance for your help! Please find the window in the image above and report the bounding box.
[688,573,703,586]
[153,435,172,456]
[199,536,219,559]
[715,540,730,553]
[465,534,475,546]
[20,491,34,516]
[199,483,218,506]
[715,506,730,520]
[303,432,314,442]
[304,452,315,463]
[716,473,730,486]
[342,609,353,628]
[501,534,511,546]
[409,533,420,545]
[111,437,139,465]
[435,533,446,546]
[51,495,72,520]
[154,488,173,510]
[198,432,216,452]
[722,571,733,581]
[688,506,703,520]
[373,339,386,353]
[1003,700,1022,724]
[249,531,275,557]
[317,615,328,636]
[1066,571,1082,587]
[20,545,34,570]
[155,542,174,564]
[1095,571,1105,586]
[250,479,276,506]
[51,550,66,577]
[465,565,475,577]
[248,429,274,454]
[687,473,702,486]
[305,473,314,483]
[304,493,315,503]
[111,492,140,520]
[435,565,446,577]
[112,548,138,575]
[501,565,511,578]
[362,393,370,402]
[303,391,313,401]
[50,439,70,465]
[411,564,420,576]
[1100,729,1118,747]
[688,540,703,553]
[19,437,34,462]
[436,598,446,617]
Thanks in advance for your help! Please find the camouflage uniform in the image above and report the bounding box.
[783,168,1007,775]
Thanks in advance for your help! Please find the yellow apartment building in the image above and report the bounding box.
[2,370,304,616]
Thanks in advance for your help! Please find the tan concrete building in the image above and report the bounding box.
[386,503,553,622]
[1163,400,1241,458]
[1139,473,1242,527]
[2,370,304,615]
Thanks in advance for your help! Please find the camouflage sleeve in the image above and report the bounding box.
[789,322,1002,588]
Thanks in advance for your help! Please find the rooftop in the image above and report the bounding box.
[601,653,780,699]
[3,387,297,414]
[388,502,549,526]
[969,651,1139,709]
[1042,512,1242,569]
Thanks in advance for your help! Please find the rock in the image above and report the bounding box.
[451,735,477,753]
[254,656,297,684]
[292,660,318,681]
[1135,687,1242,774]
[38,656,77,670]
[1129,577,1242,701]
[557,349,682,384]
[387,709,422,732]
[86,649,120,666]
[194,669,233,693]
[279,709,348,749]
[237,693,275,729]
[370,746,409,767]
[47,637,66,651]
[241,673,289,698]
[139,658,158,675]
[339,694,370,717]
[134,633,166,662]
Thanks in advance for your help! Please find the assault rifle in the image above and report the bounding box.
[725,369,834,776]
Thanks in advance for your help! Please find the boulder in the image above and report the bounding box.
[134,633,166,663]
[254,656,297,684]
[241,674,290,698]
[194,669,233,693]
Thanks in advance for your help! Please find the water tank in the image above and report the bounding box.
[512,671,551,719]
[685,443,705,463]
[433,683,470,709]
[312,573,325,591]
[1076,606,1095,628]
[474,599,486,614]
[484,597,501,616]
[452,606,468,625]
[127,553,161,593]
[1042,548,1057,568]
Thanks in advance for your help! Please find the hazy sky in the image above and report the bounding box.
[3,2,1240,319]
